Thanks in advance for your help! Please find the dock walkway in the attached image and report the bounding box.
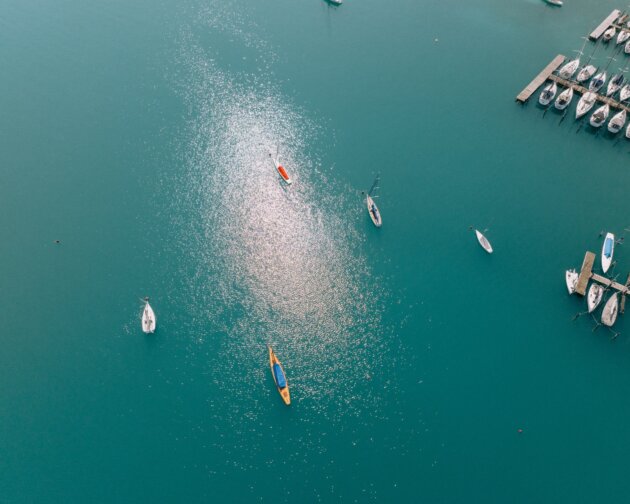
[589,9,622,41]
[516,55,565,103]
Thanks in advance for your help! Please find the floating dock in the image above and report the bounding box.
[516,54,565,103]
[575,250,629,297]
[548,74,630,113]
[589,9,622,41]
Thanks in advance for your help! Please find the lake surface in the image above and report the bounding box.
[1,0,630,502]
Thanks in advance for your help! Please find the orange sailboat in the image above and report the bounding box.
[268,346,291,405]
[270,153,292,185]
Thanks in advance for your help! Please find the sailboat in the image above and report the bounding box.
[475,229,493,254]
[566,269,578,294]
[539,82,557,106]
[365,175,382,228]
[141,297,156,334]
[619,83,630,101]
[587,283,605,313]
[554,87,574,110]
[603,26,617,42]
[575,91,597,119]
[601,292,619,327]
[608,109,626,133]
[270,152,292,185]
[589,71,607,92]
[626,122,630,139]
[589,104,610,127]
[606,72,624,97]
[601,232,615,273]
[625,39,630,54]
[576,64,597,83]
[618,29,630,45]
[558,58,580,79]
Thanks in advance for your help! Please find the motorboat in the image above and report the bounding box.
[587,283,605,313]
[603,26,617,42]
[268,346,290,405]
[601,293,619,327]
[607,73,624,97]
[608,109,626,133]
[576,64,597,83]
[554,87,574,110]
[270,153,292,185]
[589,72,607,92]
[543,0,562,5]
[539,82,557,106]
[601,232,615,273]
[566,269,578,294]
[141,297,156,334]
[558,58,580,79]
[590,104,610,127]
[366,175,382,227]
[619,84,630,101]
[325,0,343,4]
[618,30,630,45]
[475,229,493,254]
[366,195,382,227]
[575,91,597,119]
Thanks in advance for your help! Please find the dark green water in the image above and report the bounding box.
[2,0,630,501]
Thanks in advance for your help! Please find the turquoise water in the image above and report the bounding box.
[2,0,630,501]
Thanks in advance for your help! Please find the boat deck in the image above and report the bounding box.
[589,9,622,41]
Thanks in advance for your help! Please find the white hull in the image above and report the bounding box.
[625,40,630,54]
[558,58,579,79]
[590,104,610,127]
[618,29,630,45]
[366,195,382,227]
[142,301,156,333]
[554,87,574,110]
[539,82,557,106]
[601,232,615,273]
[620,84,630,102]
[589,72,607,93]
[566,269,578,295]
[603,26,617,42]
[475,230,493,254]
[587,283,604,313]
[576,92,597,118]
[576,65,597,83]
[608,109,626,133]
[626,122,630,139]
[601,293,619,327]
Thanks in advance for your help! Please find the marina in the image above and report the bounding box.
[589,9,622,41]
[573,250,629,298]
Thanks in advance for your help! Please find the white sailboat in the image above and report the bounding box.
[566,269,578,294]
[618,29,630,45]
[603,26,617,42]
[589,71,607,92]
[619,83,630,102]
[625,40,630,54]
[558,58,580,79]
[576,64,597,83]
[587,283,605,313]
[141,297,156,334]
[601,293,619,327]
[366,175,382,228]
[601,232,615,273]
[608,109,626,133]
[590,104,610,127]
[475,230,493,254]
[539,82,557,106]
[554,87,574,110]
[607,73,624,97]
[626,122,630,139]
[575,91,597,119]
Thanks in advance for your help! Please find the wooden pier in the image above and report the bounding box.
[516,54,565,103]
[589,9,622,41]
[548,74,630,113]
[575,250,629,298]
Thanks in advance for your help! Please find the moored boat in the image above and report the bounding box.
[618,29,630,45]
[603,26,617,42]
[555,87,574,110]
[270,153,292,185]
[142,297,156,334]
[620,83,630,102]
[566,269,578,295]
[539,82,557,106]
[607,73,624,97]
[589,72,607,92]
[601,293,619,327]
[590,104,610,127]
[626,122,630,138]
[601,232,615,273]
[608,109,626,133]
[587,283,605,313]
[268,346,290,405]
[576,64,597,83]
[558,58,580,79]
[576,91,597,119]
[475,229,493,254]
